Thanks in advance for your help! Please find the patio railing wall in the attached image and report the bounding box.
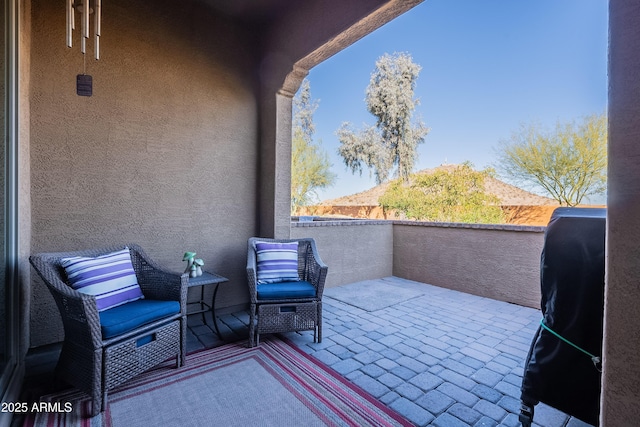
[392,221,545,308]
[292,219,545,309]
[291,220,394,288]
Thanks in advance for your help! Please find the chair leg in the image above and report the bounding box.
[176,334,182,368]
[179,315,187,367]
[312,303,318,343]
[249,303,256,347]
[91,349,104,417]
[101,390,108,415]
[92,367,104,417]
[317,302,322,343]
[90,398,101,418]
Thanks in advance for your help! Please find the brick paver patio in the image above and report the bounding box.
[189,276,594,427]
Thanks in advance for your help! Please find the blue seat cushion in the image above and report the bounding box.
[257,280,316,300]
[99,299,180,340]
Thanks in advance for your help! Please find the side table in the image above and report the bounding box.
[187,271,229,339]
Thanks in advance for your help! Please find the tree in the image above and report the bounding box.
[379,163,505,224]
[291,79,336,214]
[496,113,607,206]
[337,52,429,185]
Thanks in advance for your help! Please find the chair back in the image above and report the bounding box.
[246,237,327,300]
[29,244,150,347]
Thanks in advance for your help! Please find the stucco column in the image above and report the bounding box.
[257,88,294,240]
[602,0,640,424]
[258,63,308,239]
[273,91,293,239]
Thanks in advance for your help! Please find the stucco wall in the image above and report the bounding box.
[603,0,640,423]
[28,0,259,346]
[393,222,545,309]
[291,220,394,287]
[24,0,426,349]
[291,220,544,310]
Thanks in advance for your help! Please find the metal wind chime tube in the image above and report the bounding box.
[66,0,74,48]
[81,0,88,54]
[66,0,101,60]
[95,0,101,60]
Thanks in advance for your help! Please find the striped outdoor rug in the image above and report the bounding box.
[24,337,412,427]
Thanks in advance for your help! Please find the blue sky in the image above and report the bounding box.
[305,0,608,202]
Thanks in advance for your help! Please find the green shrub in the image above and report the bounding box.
[379,163,505,224]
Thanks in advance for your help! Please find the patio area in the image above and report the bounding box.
[191,276,591,427]
[20,276,594,427]
[4,1,640,424]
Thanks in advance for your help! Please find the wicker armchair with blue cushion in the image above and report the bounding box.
[246,237,328,347]
[29,244,188,416]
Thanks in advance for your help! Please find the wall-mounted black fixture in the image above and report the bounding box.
[76,74,92,97]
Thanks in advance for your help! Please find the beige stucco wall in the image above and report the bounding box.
[291,220,394,287]
[602,0,640,423]
[291,220,544,310]
[28,0,259,346]
[393,222,545,309]
[23,0,426,349]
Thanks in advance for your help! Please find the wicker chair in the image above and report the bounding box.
[246,237,328,347]
[29,244,188,416]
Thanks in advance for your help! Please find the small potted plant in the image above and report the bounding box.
[183,251,204,278]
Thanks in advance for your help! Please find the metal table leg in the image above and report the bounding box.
[211,283,222,339]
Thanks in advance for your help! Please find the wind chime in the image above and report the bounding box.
[66,0,102,96]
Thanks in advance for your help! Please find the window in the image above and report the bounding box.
[0,1,20,421]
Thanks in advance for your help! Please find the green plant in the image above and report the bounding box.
[379,163,505,224]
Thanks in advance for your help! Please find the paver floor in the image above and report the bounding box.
[190,277,595,427]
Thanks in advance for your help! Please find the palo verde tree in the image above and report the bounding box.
[291,79,336,214]
[379,163,505,224]
[496,113,607,206]
[337,52,429,184]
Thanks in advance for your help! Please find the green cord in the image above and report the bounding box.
[539,318,602,371]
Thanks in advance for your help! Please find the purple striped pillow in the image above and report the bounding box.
[61,248,144,311]
[255,241,300,284]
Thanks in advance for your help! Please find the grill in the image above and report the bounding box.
[520,207,605,426]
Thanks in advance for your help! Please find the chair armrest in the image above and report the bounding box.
[29,254,103,349]
[137,268,188,311]
[302,239,328,298]
[127,245,188,313]
[246,240,259,303]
